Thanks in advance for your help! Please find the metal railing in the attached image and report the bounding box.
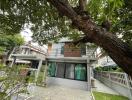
[11,47,46,58]
[48,48,96,58]
[94,71,132,99]
[95,71,132,88]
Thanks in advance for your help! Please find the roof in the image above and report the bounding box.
[20,43,47,55]
[58,38,72,43]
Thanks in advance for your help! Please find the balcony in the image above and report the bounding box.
[48,47,96,60]
[48,48,85,57]
[9,46,46,60]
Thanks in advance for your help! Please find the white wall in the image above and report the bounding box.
[98,56,116,66]
[49,43,64,57]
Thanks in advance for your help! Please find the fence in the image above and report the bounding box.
[94,71,132,100]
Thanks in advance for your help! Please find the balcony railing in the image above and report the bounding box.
[48,48,96,59]
[10,47,46,59]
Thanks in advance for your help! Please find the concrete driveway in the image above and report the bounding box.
[31,85,92,100]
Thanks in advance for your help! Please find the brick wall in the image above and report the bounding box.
[64,43,81,57]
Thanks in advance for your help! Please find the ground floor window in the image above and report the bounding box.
[48,62,87,81]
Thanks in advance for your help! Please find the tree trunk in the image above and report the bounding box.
[92,30,132,76]
[48,0,132,77]
[72,16,132,76]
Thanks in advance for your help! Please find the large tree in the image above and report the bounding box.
[0,34,24,54]
[0,0,132,76]
[0,34,24,64]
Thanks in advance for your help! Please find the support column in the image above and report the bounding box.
[43,60,48,87]
[35,59,43,82]
[87,58,91,91]
[9,57,16,67]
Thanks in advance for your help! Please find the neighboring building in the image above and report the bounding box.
[46,38,96,90]
[8,42,47,81]
[96,48,116,67]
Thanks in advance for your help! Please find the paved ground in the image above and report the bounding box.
[92,79,119,95]
[12,79,120,100]
[31,85,92,100]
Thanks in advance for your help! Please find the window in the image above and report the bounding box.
[61,46,64,54]
[81,45,86,55]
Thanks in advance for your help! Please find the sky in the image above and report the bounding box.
[20,28,47,51]
[20,28,32,42]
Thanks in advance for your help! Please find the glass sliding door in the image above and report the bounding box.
[48,62,56,77]
[65,64,75,79]
[75,64,87,81]
[56,63,65,78]
[48,62,87,81]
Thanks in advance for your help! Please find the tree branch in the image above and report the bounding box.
[73,36,93,45]
[48,0,132,77]
[79,0,87,11]
[47,0,77,19]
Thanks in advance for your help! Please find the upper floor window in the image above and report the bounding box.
[61,46,64,54]
[81,45,86,55]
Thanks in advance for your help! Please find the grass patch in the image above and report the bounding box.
[92,91,129,100]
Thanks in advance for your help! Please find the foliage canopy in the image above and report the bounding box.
[0,0,131,45]
[0,34,24,53]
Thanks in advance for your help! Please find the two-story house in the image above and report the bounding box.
[46,38,96,91]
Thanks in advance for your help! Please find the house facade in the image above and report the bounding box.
[46,38,96,91]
